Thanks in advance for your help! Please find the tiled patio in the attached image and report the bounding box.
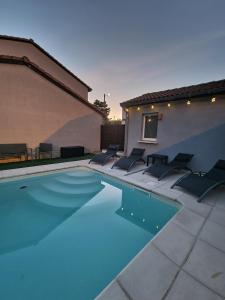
[0,159,225,300]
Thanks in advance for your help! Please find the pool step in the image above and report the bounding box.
[28,183,104,208]
[41,182,104,196]
[64,170,97,180]
[54,175,101,186]
[29,189,97,208]
[52,179,101,190]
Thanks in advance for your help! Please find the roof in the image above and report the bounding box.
[120,79,225,107]
[0,35,92,92]
[0,55,104,117]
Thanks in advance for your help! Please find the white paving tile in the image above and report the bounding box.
[214,188,225,210]
[165,271,223,300]
[127,172,152,183]
[1,168,26,178]
[184,240,225,297]
[118,245,178,300]
[151,186,183,199]
[177,193,212,218]
[204,196,217,207]
[209,206,225,228]
[125,176,159,190]
[172,208,205,236]
[200,220,225,253]
[203,187,225,207]
[19,166,44,175]
[145,181,162,190]
[153,222,195,266]
[137,172,159,183]
[96,281,128,300]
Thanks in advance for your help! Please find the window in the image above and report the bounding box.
[142,113,158,141]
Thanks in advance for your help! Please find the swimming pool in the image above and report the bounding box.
[0,167,179,300]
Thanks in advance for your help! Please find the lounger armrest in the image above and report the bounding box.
[190,170,206,176]
[191,170,202,175]
[199,171,207,176]
[171,172,194,189]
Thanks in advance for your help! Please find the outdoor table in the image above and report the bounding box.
[146,153,168,166]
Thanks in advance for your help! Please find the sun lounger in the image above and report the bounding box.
[171,159,225,202]
[89,144,119,165]
[143,153,194,181]
[111,148,145,171]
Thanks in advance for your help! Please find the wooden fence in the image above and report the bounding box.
[100,124,125,151]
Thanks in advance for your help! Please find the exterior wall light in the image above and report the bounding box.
[167,103,171,107]
[151,105,154,109]
[211,97,216,103]
[125,108,129,112]
[187,100,191,105]
[137,106,140,111]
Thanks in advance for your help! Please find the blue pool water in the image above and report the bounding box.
[0,167,179,300]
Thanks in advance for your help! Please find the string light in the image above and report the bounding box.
[128,97,216,113]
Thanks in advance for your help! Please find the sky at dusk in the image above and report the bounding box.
[1,0,225,118]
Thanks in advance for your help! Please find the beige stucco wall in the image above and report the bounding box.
[0,39,89,99]
[0,64,102,152]
[125,95,225,155]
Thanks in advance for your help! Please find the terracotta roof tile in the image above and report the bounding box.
[121,79,225,107]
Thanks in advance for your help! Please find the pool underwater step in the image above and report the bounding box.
[28,182,105,208]
[54,175,102,186]
[28,188,104,208]
[41,181,104,195]
[64,170,97,180]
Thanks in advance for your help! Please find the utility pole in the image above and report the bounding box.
[103,92,110,103]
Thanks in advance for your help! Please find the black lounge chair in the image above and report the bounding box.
[143,153,194,181]
[111,148,145,172]
[0,143,29,161]
[38,143,53,159]
[89,144,119,165]
[171,159,225,202]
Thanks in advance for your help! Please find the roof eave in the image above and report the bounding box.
[120,89,225,108]
[0,55,104,118]
[0,35,92,92]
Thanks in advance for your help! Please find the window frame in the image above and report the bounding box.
[141,113,158,142]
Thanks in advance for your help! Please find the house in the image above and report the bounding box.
[121,79,225,170]
[0,35,104,154]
